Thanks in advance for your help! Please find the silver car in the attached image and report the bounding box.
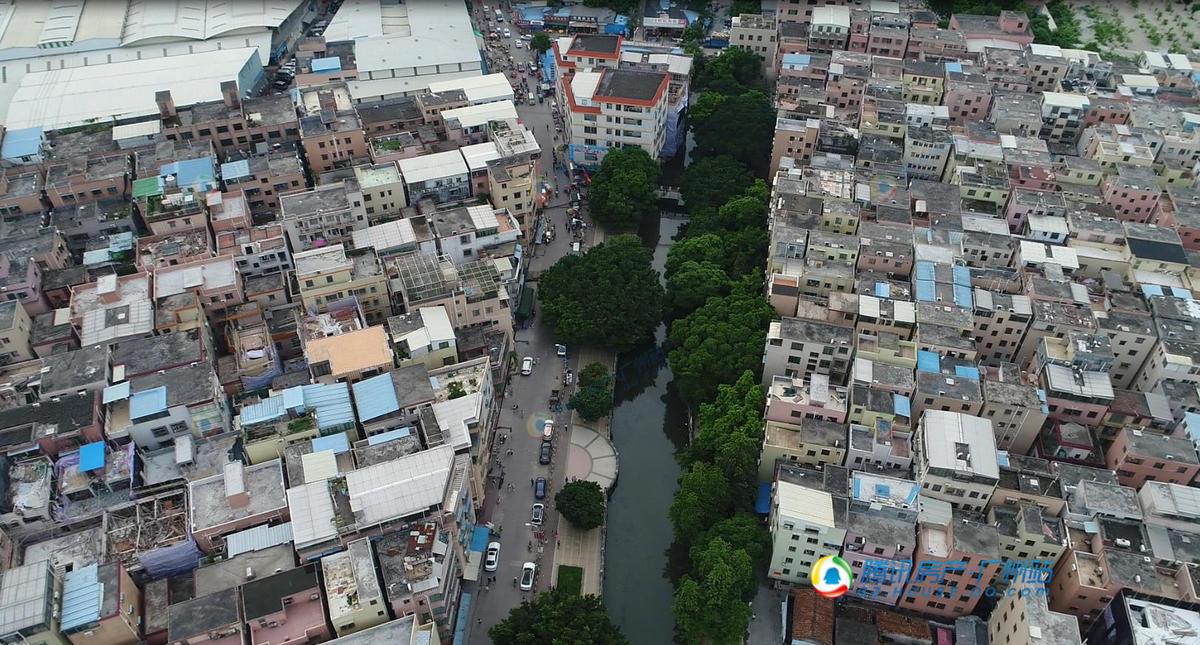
[531,503,545,526]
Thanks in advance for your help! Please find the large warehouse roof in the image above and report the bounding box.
[120,0,304,46]
[6,47,261,130]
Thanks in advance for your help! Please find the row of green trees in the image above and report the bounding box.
[664,45,776,644]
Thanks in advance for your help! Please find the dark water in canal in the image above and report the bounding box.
[602,216,690,645]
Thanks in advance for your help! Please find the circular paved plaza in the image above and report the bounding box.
[564,425,618,492]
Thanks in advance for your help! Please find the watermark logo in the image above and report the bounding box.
[811,555,853,599]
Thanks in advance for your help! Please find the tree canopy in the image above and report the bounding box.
[570,362,615,420]
[669,462,733,546]
[681,155,754,221]
[694,47,764,96]
[691,91,775,176]
[530,32,553,53]
[673,538,756,644]
[555,480,607,530]
[665,234,729,278]
[587,147,660,230]
[664,260,730,320]
[538,235,663,351]
[490,589,628,645]
[668,279,773,407]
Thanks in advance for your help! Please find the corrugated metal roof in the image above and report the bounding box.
[367,427,413,446]
[0,126,42,160]
[311,432,349,455]
[240,393,286,426]
[303,383,355,429]
[59,564,102,633]
[352,372,400,422]
[226,522,294,557]
[221,159,251,181]
[129,386,168,419]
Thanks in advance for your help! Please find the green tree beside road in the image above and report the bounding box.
[538,235,663,351]
[586,147,660,230]
[555,480,607,530]
[490,589,628,645]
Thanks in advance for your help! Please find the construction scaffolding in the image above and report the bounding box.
[105,488,200,580]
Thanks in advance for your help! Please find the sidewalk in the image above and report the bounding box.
[549,343,616,595]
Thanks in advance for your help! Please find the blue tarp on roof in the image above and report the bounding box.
[109,232,135,252]
[945,62,963,73]
[1142,284,1165,298]
[781,53,811,67]
[453,592,473,645]
[953,284,974,308]
[60,564,102,633]
[312,432,349,455]
[471,526,490,552]
[914,261,935,281]
[893,394,911,418]
[352,373,400,422]
[367,427,413,445]
[311,56,342,73]
[875,282,890,298]
[917,350,940,373]
[79,442,106,472]
[160,157,216,192]
[755,483,771,515]
[955,365,981,380]
[220,159,251,181]
[1,126,42,160]
[1036,388,1049,414]
[952,265,971,286]
[915,279,936,302]
[129,386,168,419]
[1172,287,1194,298]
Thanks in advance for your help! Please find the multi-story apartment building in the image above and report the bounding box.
[220,151,306,216]
[913,411,1001,514]
[1105,428,1199,488]
[563,67,670,167]
[988,578,1082,645]
[768,463,848,587]
[279,182,368,252]
[763,317,855,386]
[731,14,778,82]
[322,539,389,636]
[897,509,1003,620]
[842,471,918,606]
[397,150,472,205]
[298,84,370,175]
[293,244,391,325]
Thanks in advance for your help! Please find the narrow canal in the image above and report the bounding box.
[602,216,689,644]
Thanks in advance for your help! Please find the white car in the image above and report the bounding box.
[531,503,545,526]
[556,344,567,357]
[521,34,533,40]
[542,420,554,439]
[514,41,524,49]
[520,562,536,590]
[485,541,501,572]
[503,29,511,38]
[521,356,534,375]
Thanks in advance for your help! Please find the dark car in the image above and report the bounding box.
[534,477,547,499]
[538,440,552,465]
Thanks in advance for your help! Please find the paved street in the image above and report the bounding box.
[463,7,598,641]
